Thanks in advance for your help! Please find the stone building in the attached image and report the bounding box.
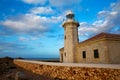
[59,11,120,64]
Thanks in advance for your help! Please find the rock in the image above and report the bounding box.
[6,75,12,80]
[15,71,28,80]
[54,78,61,80]
[15,57,24,59]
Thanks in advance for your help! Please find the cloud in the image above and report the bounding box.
[30,36,39,40]
[1,13,63,34]
[49,0,81,11]
[30,7,54,15]
[0,40,36,58]
[1,15,46,32]
[22,0,47,5]
[19,36,39,42]
[0,24,18,37]
[78,0,120,39]
[19,37,29,42]
[0,41,28,53]
[49,0,81,7]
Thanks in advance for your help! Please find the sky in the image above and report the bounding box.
[0,0,120,58]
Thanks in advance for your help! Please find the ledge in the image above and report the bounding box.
[14,59,120,69]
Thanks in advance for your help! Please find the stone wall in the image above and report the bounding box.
[107,40,120,64]
[14,60,120,80]
[76,40,109,63]
[76,38,120,64]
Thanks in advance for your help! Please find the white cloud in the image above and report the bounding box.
[30,36,38,40]
[19,37,29,42]
[30,7,54,14]
[78,22,97,36]
[78,1,120,38]
[19,36,39,42]
[49,0,81,8]
[22,0,47,5]
[1,14,46,32]
[110,11,118,16]
[1,13,63,33]
[98,11,109,18]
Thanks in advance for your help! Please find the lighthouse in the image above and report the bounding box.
[62,11,79,62]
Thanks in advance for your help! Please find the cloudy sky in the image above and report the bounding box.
[0,0,120,58]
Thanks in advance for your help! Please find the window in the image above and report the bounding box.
[64,52,66,56]
[64,35,66,39]
[82,51,86,58]
[77,38,79,42]
[94,49,99,58]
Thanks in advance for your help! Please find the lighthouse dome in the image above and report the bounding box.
[66,10,74,19]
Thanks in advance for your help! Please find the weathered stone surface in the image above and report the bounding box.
[15,71,28,80]
[14,60,120,80]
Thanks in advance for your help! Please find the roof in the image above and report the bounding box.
[79,32,120,45]
[66,10,74,15]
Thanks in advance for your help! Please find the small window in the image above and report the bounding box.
[82,51,86,58]
[77,38,79,42]
[64,35,66,39]
[94,49,99,58]
[64,52,66,56]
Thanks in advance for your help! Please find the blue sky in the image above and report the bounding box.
[0,0,120,58]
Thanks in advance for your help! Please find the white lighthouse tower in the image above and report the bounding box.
[62,11,79,62]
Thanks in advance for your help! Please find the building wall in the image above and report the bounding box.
[75,40,109,63]
[14,60,120,80]
[106,41,120,64]
[60,39,120,64]
[63,21,79,63]
[59,49,64,62]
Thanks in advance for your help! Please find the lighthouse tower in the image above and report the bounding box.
[62,11,79,62]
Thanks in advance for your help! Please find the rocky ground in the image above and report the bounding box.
[0,57,58,80]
